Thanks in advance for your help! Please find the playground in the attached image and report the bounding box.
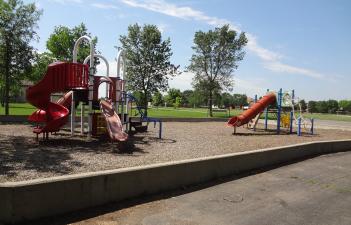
[1,34,350,183]
[1,121,351,183]
[1,35,351,224]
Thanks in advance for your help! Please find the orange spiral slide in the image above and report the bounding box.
[227,93,277,127]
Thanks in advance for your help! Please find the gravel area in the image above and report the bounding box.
[1,122,351,183]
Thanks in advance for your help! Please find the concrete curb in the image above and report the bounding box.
[1,139,351,224]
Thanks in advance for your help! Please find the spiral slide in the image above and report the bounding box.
[100,99,128,141]
[26,62,88,135]
[227,93,277,127]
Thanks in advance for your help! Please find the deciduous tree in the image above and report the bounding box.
[188,25,247,116]
[120,23,179,116]
[0,0,41,114]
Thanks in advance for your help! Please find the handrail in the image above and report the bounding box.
[97,76,115,100]
[73,36,94,68]
[84,54,110,97]
[116,49,126,80]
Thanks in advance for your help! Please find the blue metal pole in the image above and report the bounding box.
[254,94,257,103]
[292,89,295,105]
[159,121,162,139]
[277,88,282,134]
[298,117,301,136]
[264,89,269,130]
[289,111,293,134]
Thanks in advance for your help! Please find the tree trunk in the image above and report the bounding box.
[142,90,148,117]
[0,86,4,107]
[208,90,213,117]
[4,42,10,115]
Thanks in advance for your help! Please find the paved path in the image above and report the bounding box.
[314,119,351,131]
[38,151,351,225]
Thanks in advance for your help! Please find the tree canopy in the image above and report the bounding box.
[46,23,98,63]
[188,25,247,116]
[0,0,41,114]
[120,23,179,116]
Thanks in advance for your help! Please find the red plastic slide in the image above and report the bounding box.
[227,93,276,127]
[100,99,128,141]
[26,62,88,134]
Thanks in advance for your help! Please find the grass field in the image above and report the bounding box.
[1,103,351,122]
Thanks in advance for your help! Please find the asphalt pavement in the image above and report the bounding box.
[30,151,351,225]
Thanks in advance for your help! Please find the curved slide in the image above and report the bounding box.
[100,99,128,141]
[27,76,71,134]
[227,93,276,127]
[26,62,88,135]
[28,91,72,123]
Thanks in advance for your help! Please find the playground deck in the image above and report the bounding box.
[1,122,351,183]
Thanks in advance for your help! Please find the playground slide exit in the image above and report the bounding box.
[227,93,276,127]
[100,99,128,141]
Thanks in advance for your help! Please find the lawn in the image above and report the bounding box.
[0,103,36,115]
[146,107,242,118]
[1,103,351,122]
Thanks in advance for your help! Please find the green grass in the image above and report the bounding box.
[2,103,351,122]
[146,107,242,118]
[0,103,36,115]
[302,113,351,122]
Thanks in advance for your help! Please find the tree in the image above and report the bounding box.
[165,88,181,106]
[27,52,56,83]
[308,101,317,113]
[316,101,328,113]
[188,89,205,108]
[174,96,182,109]
[120,23,179,116]
[327,99,338,113]
[233,94,247,107]
[221,92,234,108]
[0,0,41,115]
[299,99,307,111]
[181,90,194,107]
[46,23,98,63]
[188,25,247,116]
[339,100,351,112]
[152,91,163,107]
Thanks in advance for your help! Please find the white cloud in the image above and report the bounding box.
[168,71,194,91]
[119,0,331,81]
[263,62,325,79]
[157,23,168,34]
[49,0,82,4]
[91,3,119,9]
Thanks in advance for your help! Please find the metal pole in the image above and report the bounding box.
[277,88,282,134]
[264,89,269,130]
[298,117,302,136]
[310,118,314,135]
[70,92,75,135]
[81,102,84,134]
[73,35,94,139]
[289,111,293,134]
[159,121,162,139]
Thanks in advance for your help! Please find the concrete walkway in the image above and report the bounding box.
[30,151,351,225]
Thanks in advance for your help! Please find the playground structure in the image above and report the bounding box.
[228,88,314,136]
[26,35,162,141]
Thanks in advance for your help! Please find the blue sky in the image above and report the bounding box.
[28,0,351,100]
